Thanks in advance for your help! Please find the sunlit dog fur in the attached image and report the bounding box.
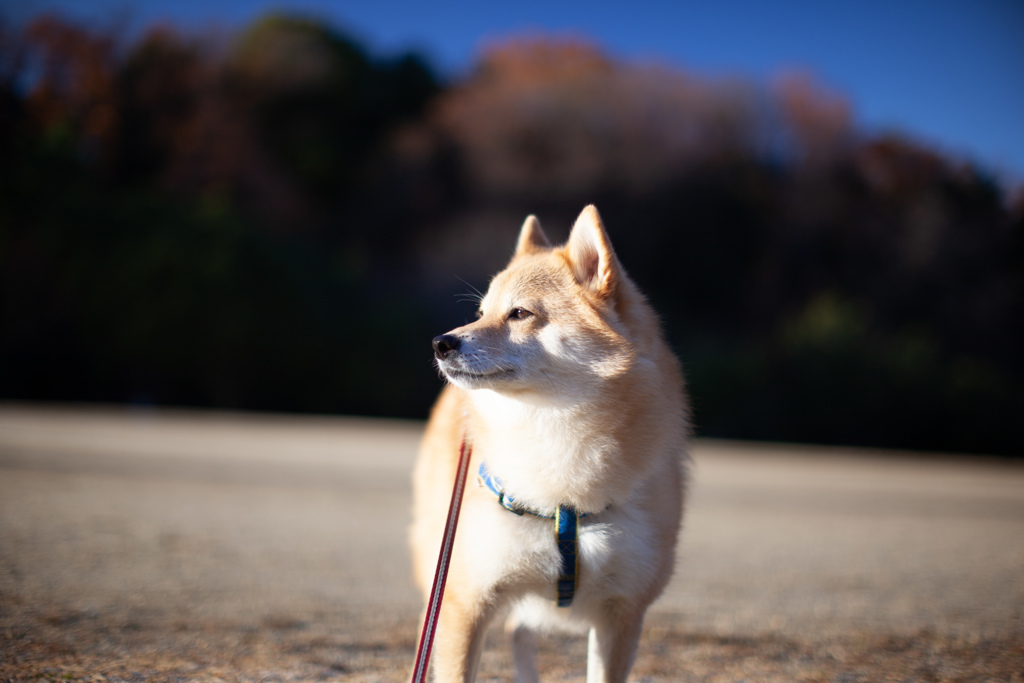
[411,206,690,683]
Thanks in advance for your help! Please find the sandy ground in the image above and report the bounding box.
[1,403,1022,682]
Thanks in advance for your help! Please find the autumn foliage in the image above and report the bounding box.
[2,14,1021,454]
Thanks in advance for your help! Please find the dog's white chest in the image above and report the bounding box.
[456,486,661,615]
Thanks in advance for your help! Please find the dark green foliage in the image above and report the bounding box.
[0,13,443,416]
[228,16,438,205]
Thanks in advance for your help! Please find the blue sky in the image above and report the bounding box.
[12,0,1024,184]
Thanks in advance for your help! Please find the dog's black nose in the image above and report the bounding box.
[432,334,461,360]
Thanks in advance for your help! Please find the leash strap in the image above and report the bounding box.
[410,439,473,683]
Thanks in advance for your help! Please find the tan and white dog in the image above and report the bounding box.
[411,205,689,683]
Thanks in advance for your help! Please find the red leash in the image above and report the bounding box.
[410,439,473,683]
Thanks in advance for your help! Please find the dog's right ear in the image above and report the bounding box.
[514,215,551,256]
[565,205,621,301]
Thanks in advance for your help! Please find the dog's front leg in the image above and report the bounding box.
[430,592,497,683]
[585,607,645,683]
[504,611,540,683]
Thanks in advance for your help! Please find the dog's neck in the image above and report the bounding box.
[466,387,646,514]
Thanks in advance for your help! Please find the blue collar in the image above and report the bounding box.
[478,461,556,518]
[477,462,581,608]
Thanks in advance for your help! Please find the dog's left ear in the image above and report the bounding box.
[566,205,619,299]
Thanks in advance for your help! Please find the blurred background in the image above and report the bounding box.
[2,0,1022,456]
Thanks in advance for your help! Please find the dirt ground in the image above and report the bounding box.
[1,404,1022,682]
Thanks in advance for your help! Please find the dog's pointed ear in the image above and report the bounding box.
[566,205,619,298]
[514,215,551,256]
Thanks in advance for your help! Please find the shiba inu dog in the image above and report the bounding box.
[411,205,689,683]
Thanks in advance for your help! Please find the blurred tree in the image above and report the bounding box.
[427,37,762,200]
[21,15,120,161]
[226,16,439,228]
[0,13,444,416]
[0,18,1020,455]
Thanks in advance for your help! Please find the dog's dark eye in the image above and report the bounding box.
[475,310,483,319]
[508,307,532,321]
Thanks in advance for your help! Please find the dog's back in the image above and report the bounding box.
[411,206,689,682]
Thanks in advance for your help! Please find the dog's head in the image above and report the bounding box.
[433,205,641,399]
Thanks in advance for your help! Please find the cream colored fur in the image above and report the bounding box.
[411,205,689,683]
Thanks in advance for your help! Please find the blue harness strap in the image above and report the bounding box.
[554,505,580,607]
[478,462,582,607]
